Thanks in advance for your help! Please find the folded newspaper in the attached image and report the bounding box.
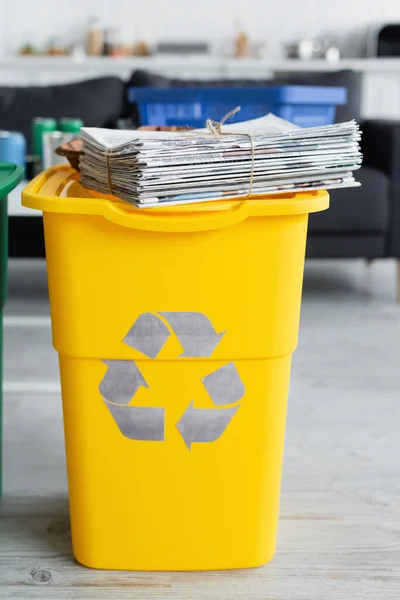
[79,113,362,208]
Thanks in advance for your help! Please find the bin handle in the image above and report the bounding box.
[103,200,251,232]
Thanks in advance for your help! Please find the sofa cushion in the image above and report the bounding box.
[0,77,125,152]
[308,166,389,234]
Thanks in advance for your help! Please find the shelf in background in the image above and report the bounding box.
[1,55,348,85]
[2,56,400,76]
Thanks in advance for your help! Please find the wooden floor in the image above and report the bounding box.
[1,259,400,599]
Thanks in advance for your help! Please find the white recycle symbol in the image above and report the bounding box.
[99,312,244,450]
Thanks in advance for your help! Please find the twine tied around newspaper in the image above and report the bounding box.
[104,106,255,199]
[205,106,255,198]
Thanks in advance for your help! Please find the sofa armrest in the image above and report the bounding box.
[362,119,400,256]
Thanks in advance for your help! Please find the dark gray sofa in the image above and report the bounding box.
[2,71,399,299]
[127,69,400,299]
[0,77,127,258]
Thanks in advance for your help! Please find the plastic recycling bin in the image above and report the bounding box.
[22,165,329,570]
[0,163,24,496]
[128,85,347,129]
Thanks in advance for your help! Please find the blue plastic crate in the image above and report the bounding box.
[128,86,347,129]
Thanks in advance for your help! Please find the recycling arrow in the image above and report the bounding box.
[104,401,165,441]
[202,362,245,406]
[99,360,148,404]
[176,401,239,450]
[123,312,170,358]
[160,312,225,357]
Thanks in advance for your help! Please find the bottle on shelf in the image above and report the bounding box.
[86,17,103,56]
[234,25,250,58]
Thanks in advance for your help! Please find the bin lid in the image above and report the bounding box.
[22,165,329,233]
[0,163,24,198]
[128,86,347,106]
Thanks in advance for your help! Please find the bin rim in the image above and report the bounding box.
[0,163,24,197]
[22,165,329,233]
[128,85,348,106]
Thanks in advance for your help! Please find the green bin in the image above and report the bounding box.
[0,164,24,496]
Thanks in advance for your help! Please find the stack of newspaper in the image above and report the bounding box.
[79,114,362,208]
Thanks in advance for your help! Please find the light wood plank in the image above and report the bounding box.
[0,517,399,599]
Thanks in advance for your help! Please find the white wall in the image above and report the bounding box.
[1,0,400,58]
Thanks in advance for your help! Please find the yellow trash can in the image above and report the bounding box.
[22,165,329,571]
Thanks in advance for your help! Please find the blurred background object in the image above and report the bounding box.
[234,26,250,58]
[3,1,400,60]
[86,17,103,56]
[155,42,208,55]
[367,23,400,56]
[285,36,341,61]
[0,131,26,169]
